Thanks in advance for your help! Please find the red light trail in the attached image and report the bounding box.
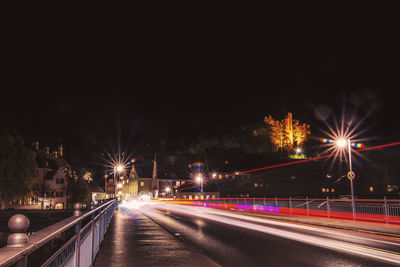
[176,141,400,191]
[223,141,400,178]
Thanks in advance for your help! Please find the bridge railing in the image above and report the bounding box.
[0,199,116,267]
[166,197,400,224]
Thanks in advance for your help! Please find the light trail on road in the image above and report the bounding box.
[133,202,400,266]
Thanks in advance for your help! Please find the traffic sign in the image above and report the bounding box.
[347,171,355,180]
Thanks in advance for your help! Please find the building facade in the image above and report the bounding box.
[11,143,75,209]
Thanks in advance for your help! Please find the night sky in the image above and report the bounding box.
[1,3,400,178]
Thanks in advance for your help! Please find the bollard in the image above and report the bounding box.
[306,197,309,216]
[384,196,389,224]
[326,196,330,218]
[7,214,29,248]
[73,203,82,216]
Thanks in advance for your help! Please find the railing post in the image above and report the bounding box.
[74,203,82,267]
[73,203,82,216]
[74,220,82,267]
[7,214,30,267]
[275,196,278,206]
[7,214,29,248]
[306,197,309,216]
[384,196,389,223]
[253,197,255,210]
[91,212,96,262]
[289,197,292,215]
[263,196,265,206]
[326,196,330,218]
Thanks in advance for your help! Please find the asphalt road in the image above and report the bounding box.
[139,203,400,267]
[95,202,400,266]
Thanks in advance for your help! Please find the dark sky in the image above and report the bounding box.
[1,2,400,177]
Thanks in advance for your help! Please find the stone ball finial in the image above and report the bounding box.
[7,214,29,247]
[73,203,82,216]
[73,203,82,210]
[8,214,29,233]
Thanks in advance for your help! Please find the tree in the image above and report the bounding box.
[263,112,311,152]
[0,129,37,209]
[67,176,89,205]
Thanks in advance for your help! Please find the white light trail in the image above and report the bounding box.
[160,204,400,265]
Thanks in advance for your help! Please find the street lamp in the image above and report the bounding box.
[196,174,203,193]
[335,138,356,219]
[114,164,124,199]
[116,164,124,173]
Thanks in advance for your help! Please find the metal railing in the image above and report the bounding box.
[167,197,400,224]
[0,199,116,267]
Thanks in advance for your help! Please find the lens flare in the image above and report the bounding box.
[316,106,374,171]
[192,162,205,169]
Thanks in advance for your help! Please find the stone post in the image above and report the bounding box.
[7,214,29,247]
[73,203,82,216]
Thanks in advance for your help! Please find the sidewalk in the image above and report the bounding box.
[94,209,219,267]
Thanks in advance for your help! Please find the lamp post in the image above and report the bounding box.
[114,164,124,199]
[196,174,203,193]
[336,138,356,220]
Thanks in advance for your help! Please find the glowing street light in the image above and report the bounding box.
[336,139,347,148]
[113,164,125,199]
[196,174,203,193]
[324,137,363,220]
[115,164,124,173]
[212,173,217,178]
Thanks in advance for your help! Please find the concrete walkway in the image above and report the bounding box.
[94,209,219,267]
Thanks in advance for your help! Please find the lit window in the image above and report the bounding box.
[326,188,330,192]
[331,188,335,193]
[254,183,258,187]
[369,186,374,192]
[140,182,144,187]
[322,188,325,192]
[260,183,264,187]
